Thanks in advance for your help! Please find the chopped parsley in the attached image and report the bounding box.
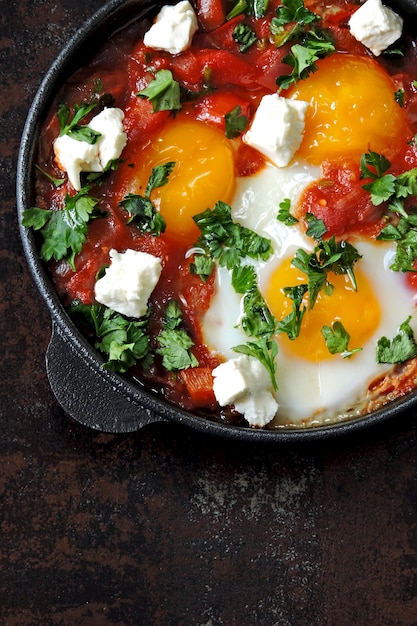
[119,162,175,236]
[192,200,273,273]
[137,69,181,112]
[376,316,417,364]
[68,300,152,373]
[305,212,327,239]
[233,337,278,391]
[277,284,308,340]
[270,0,320,46]
[225,105,248,138]
[276,30,335,90]
[291,237,362,310]
[361,150,417,272]
[156,300,199,371]
[57,102,101,144]
[277,198,298,225]
[22,186,106,271]
[321,320,362,359]
[232,23,258,53]
[227,0,269,20]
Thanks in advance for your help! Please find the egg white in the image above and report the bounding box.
[201,161,417,426]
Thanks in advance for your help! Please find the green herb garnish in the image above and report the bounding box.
[120,162,175,236]
[156,300,199,371]
[321,320,362,358]
[225,105,248,138]
[22,186,106,270]
[376,316,417,364]
[68,300,152,373]
[138,69,181,112]
[57,102,101,144]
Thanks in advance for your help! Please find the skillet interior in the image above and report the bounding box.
[16,0,417,441]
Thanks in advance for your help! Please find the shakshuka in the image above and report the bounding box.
[23,0,417,429]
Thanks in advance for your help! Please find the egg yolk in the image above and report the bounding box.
[129,118,235,242]
[289,53,408,165]
[263,256,381,362]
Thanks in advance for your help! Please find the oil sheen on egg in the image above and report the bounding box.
[201,164,417,426]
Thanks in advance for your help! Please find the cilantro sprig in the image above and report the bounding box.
[277,198,298,225]
[57,102,101,144]
[376,316,417,364]
[22,186,106,271]
[120,162,175,236]
[156,300,199,371]
[68,300,152,373]
[277,284,307,340]
[138,69,181,112]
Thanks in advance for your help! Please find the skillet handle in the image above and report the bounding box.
[45,321,166,432]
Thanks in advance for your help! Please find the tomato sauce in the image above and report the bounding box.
[34,0,417,424]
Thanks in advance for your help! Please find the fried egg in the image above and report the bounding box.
[200,53,417,426]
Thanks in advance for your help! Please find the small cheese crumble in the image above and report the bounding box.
[212,355,278,428]
[143,0,198,55]
[94,249,162,319]
[243,94,309,168]
[54,107,127,190]
[348,0,403,56]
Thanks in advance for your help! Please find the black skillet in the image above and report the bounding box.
[16,0,417,441]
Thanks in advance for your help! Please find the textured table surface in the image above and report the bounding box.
[3,1,417,624]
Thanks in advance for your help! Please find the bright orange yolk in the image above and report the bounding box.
[129,118,235,242]
[289,53,408,165]
[263,257,381,362]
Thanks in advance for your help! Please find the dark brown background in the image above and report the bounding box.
[3,1,417,624]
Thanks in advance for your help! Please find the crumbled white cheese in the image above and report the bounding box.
[143,0,198,55]
[243,94,309,168]
[94,249,162,319]
[348,0,403,56]
[212,355,278,428]
[54,107,127,190]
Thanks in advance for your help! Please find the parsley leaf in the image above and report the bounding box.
[232,23,257,53]
[193,200,273,271]
[22,187,106,270]
[376,316,417,364]
[321,320,362,358]
[305,212,327,239]
[291,237,362,309]
[231,264,257,293]
[276,30,335,90]
[270,0,320,46]
[138,69,181,112]
[57,102,101,144]
[119,162,175,236]
[189,252,214,283]
[277,198,298,225]
[156,300,199,371]
[233,337,278,391]
[225,105,248,138]
[241,286,277,338]
[277,284,308,340]
[68,300,152,373]
[378,217,417,272]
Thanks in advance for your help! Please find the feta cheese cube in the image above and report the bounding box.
[54,107,127,190]
[243,94,309,168]
[143,0,198,55]
[212,355,278,427]
[94,249,162,318]
[348,0,403,56]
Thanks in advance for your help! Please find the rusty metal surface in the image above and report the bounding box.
[3,1,417,624]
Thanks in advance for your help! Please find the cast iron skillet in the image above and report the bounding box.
[16,0,417,442]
